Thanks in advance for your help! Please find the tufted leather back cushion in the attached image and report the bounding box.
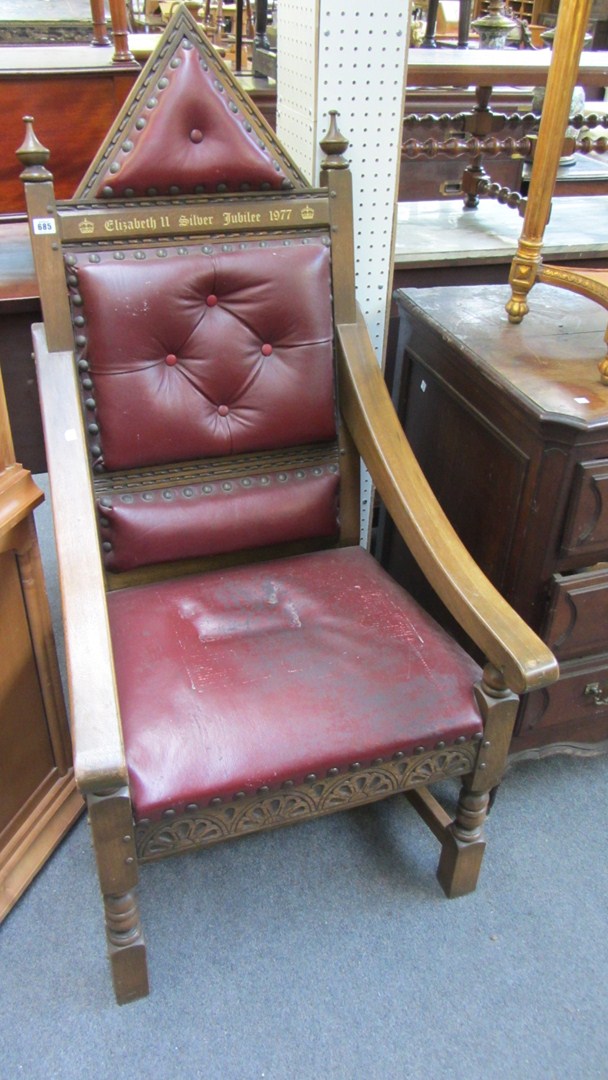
[71,236,336,471]
[68,234,340,571]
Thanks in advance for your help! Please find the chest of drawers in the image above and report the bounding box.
[381,283,608,759]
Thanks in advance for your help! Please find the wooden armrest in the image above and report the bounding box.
[32,325,127,793]
[337,311,559,696]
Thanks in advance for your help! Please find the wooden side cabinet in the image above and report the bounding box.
[381,283,608,760]
[0,369,82,921]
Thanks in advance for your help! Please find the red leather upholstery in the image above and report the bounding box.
[99,464,339,572]
[108,546,483,821]
[94,42,291,199]
[72,237,335,471]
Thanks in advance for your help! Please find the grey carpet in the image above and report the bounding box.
[0,479,606,1079]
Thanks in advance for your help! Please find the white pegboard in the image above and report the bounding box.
[277,2,410,543]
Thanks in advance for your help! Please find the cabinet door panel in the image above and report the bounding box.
[0,551,54,838]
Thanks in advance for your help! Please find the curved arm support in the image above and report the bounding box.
[337,310,559,697]
[32,325,127,793]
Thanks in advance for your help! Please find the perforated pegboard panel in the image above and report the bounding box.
[277,2,410,543]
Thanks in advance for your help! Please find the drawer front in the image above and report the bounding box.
[545,566,608,660]
[518,655,608,735]
[561,459,608,558]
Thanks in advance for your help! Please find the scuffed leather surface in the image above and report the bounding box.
[73,237,335,471]
[107,546,483,821]
[95,43,289,198]
[99,465,339,571]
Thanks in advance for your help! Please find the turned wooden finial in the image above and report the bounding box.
[320,110,350,170]
[16,117,52,182]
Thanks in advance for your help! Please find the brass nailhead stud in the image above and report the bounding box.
[327,767,340,776]
[125,857,134,865]
[258,786,270,794]
[186,803,198,811]
[372,757,384,766]
[415,746,425,754]
[283,780,294,789]
[436,741,446,750]
[305,774,317,783]
[210,797,222,806]
[122,835,131,843]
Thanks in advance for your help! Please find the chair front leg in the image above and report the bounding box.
[437,664,519,898]
[436,785,490,898]
[88,789,149,1004]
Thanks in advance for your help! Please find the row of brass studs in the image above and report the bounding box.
[65,234,325,269]
[135,733,483,824]
[98,464,339,515]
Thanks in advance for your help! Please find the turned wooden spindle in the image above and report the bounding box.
[506,0,594,324]
[108,0,134,63]
[90,0,111,47]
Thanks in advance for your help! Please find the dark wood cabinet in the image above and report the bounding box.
[381,283,608,759]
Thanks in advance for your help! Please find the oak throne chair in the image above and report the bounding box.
[19,6,557,1004]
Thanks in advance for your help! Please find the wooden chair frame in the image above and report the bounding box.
[18,7,557,1003]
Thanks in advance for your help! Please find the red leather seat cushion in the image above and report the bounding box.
[108,547,482,822]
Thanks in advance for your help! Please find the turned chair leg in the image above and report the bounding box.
[104,889,149,1004]
[438,663,520,898]
[88,788,150,1004]
[436,786,490,898]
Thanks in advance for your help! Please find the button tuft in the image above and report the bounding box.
[165,353,178,366]
[217,404,229,417]
[206,294,218,307]
[190,128,204,144]
[261,343,273,356]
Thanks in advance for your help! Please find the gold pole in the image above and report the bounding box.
[506,0,593,323]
